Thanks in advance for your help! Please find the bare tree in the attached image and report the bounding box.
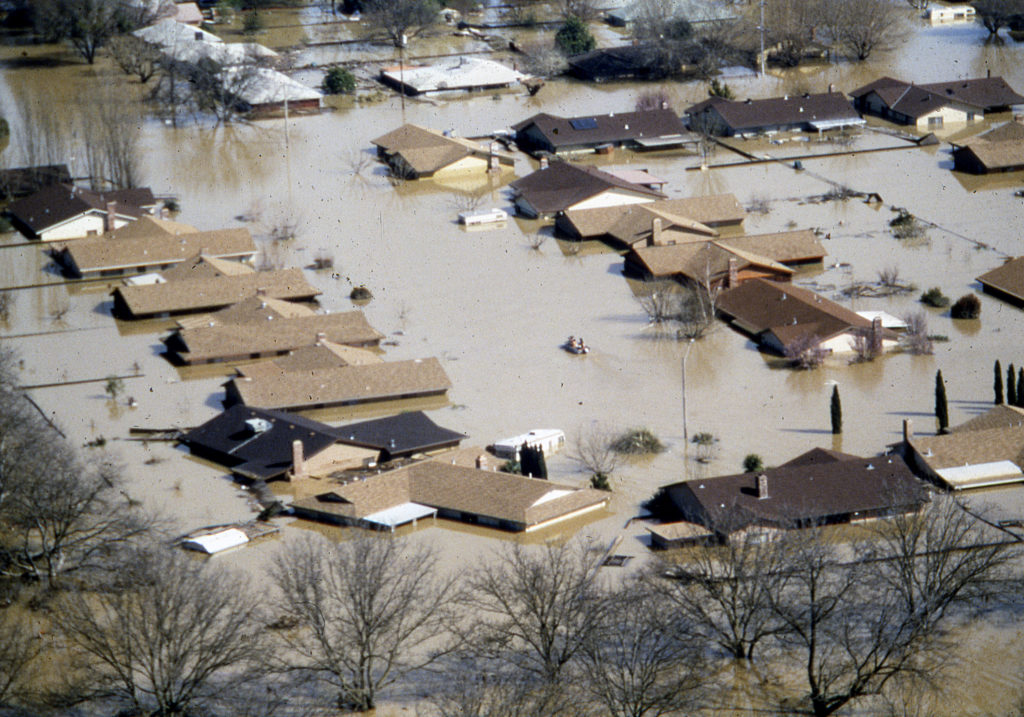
[107,34,161,83]
[554,0,600,21]
[56,547,261,716]
[569,424,620,484]
[649,529,790,660]
[267,534,458,712]
[362,0,440,47]
[75,87,143,189]
[34,0,141,64]
[463,539,606,698]
[784,333,827,369]
[579,578,707,717]
[0,607,40,709]
[819,0,904,60]
[899,312,933,355]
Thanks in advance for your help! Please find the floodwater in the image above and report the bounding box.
[3,6,1024,713]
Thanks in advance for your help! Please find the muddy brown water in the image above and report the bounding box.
[4,8,1024,713]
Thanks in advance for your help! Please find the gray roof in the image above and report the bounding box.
[686,92,862,133]
[511,109,691,152]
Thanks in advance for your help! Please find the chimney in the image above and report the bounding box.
[539,156,549,170]
[727,257,738,288]
[476,453,489,470]
[651,217,663,246]
[315,331,327,344]
[256,287,267,296]
[903,418,913,443]
[756,473,769,499]
[195,30,203,41]
[869,316,883,355]
[828,83,835,93]
[104,200,117,233]
[292,440,306,479]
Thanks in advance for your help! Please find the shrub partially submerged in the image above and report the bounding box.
[610,427,665,455]
[950,294,981,319]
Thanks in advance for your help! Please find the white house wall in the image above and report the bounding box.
[569,189,657,212]
[39,214,127,241]
[915,104,976,129]
[434,155,489,176]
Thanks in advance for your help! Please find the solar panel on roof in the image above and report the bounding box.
[569,117,599,130]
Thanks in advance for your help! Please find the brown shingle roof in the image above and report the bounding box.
[113,268,320,318]
[955,138,1024,171]
[663,449,926,532]
[949,404,1024,433]
[175,295,316,330]
[159,253,255,281]
[716,278,877,347]
[909,425,1024,471]
[292,452,609,529]
[62,228,256,276]
[560,195,745,242]
[686,92,861,133]
[510,161,665,215]
[271,342,383,371]
[627,240,792,282]
[228,357,451,410]
[850,76,1024,117]
[103,215,198,239]
[978,257,1024,302]
[371,124,513,175]
[168,312,384,363]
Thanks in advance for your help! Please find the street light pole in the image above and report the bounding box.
[682,338,695,443]
[759,0,767,76]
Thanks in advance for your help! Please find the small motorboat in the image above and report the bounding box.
[561,336,590,355]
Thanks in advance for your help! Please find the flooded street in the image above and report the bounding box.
[4,6,1024,713]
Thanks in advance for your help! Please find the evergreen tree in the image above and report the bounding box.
[1018,367,1024,408]
[830,385,842,435]
[519,443,547,479]
[555,16,596,56]
[1009,364,1017,406]
[995,359,1004,404]
[935,370,949,434]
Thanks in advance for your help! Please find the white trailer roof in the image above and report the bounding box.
[362,502,437,528]
[936,460,1024,490]
[182,527,249,554]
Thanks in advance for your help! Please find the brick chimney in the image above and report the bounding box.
[104,201,117,233]
[651,217,662,246]
[476,453,489,470]
[869,316,883,355]
[315,331,327,344]
[292,439,305,479]
[727,257,738,288]
[757,473,769,499]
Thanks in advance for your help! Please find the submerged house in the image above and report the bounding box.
[652,448,928,541]
[6,183,158,241]
[624,230,824,288]
[511,109,696,156]
[0,164,71,200]
[850,76,1024,129]
[290,451,609,532]
[509,161,665,218]
[111,262,321,319]
[716,278,897,356]
[951,120,1024,174]
[182,405,465,481]
[685,92,864,136]
[379,57,528,96]
[163,308,384,364]
[556,194,746,245]
[901,410,1024,490]
[56,223,256,279]
[977,256,1024,307]
[371,124,514,178]
[224,356,452,411]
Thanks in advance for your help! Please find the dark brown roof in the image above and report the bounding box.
[662,449,927,532]
[511,109,690,151]
[686,92,861,133]
[977,257,1024,301]
[850,76,1024,116]
[509,161,665,215]
[0,164,71,198]
[716,278,877,346]
[7,183,157,235]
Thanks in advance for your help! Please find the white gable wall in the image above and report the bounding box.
[569,189,658,212]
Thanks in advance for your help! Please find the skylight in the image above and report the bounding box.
[569,117,599,130]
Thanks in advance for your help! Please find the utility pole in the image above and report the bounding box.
[757,0,765,76]
[682,338,695,442]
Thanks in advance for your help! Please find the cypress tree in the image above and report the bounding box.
[519,443,547,479]
[995,360,1004,405]
[830,385,842,435]
[1018,367,1024,408]
[1009,364,1017,407]
[935,370,949,434]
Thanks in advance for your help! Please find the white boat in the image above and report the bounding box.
[458,207,509,225]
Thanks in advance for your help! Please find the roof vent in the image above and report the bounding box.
[244,418,272,434]
[866,463,875,470]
